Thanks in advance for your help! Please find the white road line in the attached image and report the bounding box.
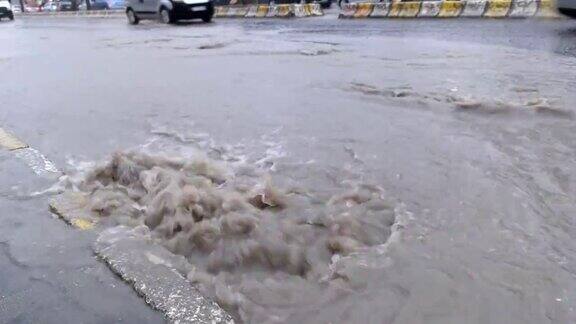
[0,127,61,178]
[14,147,61,177]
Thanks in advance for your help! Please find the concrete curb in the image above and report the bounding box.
[94,226,234,324]
[339,0,560,18]
[49,193,236,323]
[215,3,323,17]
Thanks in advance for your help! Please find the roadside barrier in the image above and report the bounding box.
[255,4,270,17]
[227,6,250,16]
[214,3,323,17]
[460,0,486,16]
[508,0,537,16]
[308,2,324,14]
[418,1,441,17]
[536,0,558,17]
[266,4,279,16]
[439,0,464,16]
[276,3,294,16]
[371,2,391,16]
[389,1,421,17]
[354,2,374,17]
[16,9,123,17]
[484,0,512,17]
[339,0,559,18]
[339,2,358,17]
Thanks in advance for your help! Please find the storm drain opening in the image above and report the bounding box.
[57,147,400,323]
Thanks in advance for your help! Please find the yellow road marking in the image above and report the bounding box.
[71,218,95,230]
[0,128,28,151]
[50,192,96,231]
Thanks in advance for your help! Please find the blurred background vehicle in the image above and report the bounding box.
[557,0,576,17]
[58,0,74,10]
[109,0,124,9]
[88,0,109,9]
[312,0,331,9]
[126,0,213,24]
[41,0,59,11]
[0,0,14,19]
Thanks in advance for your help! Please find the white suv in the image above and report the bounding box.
[0,0,14,21]
[125,0,214,24]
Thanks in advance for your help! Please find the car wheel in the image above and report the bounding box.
[160,7,173,24]
[126,9,139,24]
[201,13,212,23]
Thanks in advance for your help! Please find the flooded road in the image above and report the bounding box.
[1,16,576,323]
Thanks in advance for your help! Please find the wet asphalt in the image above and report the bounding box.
[1,12,576,324]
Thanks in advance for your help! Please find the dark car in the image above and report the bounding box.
[312,0,331,9]
[110,0,125,9]
[89,0,109,9]
[558,0,576,17]
[0,0,14,20]
[58,0,74,11]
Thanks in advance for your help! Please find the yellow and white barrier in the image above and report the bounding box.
[17,9,124,17]
[371,2,391,16]
[418,1,441,16]
[439,0,464,16]
[339,0,559,18]
[460,0,487,16]
[389,1,421,17]
[214,3,323,18]
[484,0,512,17]
[508,0,537,16]
[354,2,374,17]
[536,0,559,17]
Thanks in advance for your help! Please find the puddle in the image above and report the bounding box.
[60,137,401,322]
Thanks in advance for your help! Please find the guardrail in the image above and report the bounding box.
[15,9,124,17]
[214,3,323,17]
[339,0,559,18]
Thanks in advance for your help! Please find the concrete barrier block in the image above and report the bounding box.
[214,6,229,17]
[438,0,464,16]
[339,3,358,17]
[461,0,487,16]
[255,4,269,17]
[370,2,391,16]
[227,6,249,17]
[389,1,422,17]
[293,3,306,16]
[310,3,323,15]
[266,4,279,17]
[418,1,441,17]
[245,5,258,17]
[354,2,374,17]
[484,0,512,17]
[508,0,537,17]
[276,4,293,16]
[536,0,560,17]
